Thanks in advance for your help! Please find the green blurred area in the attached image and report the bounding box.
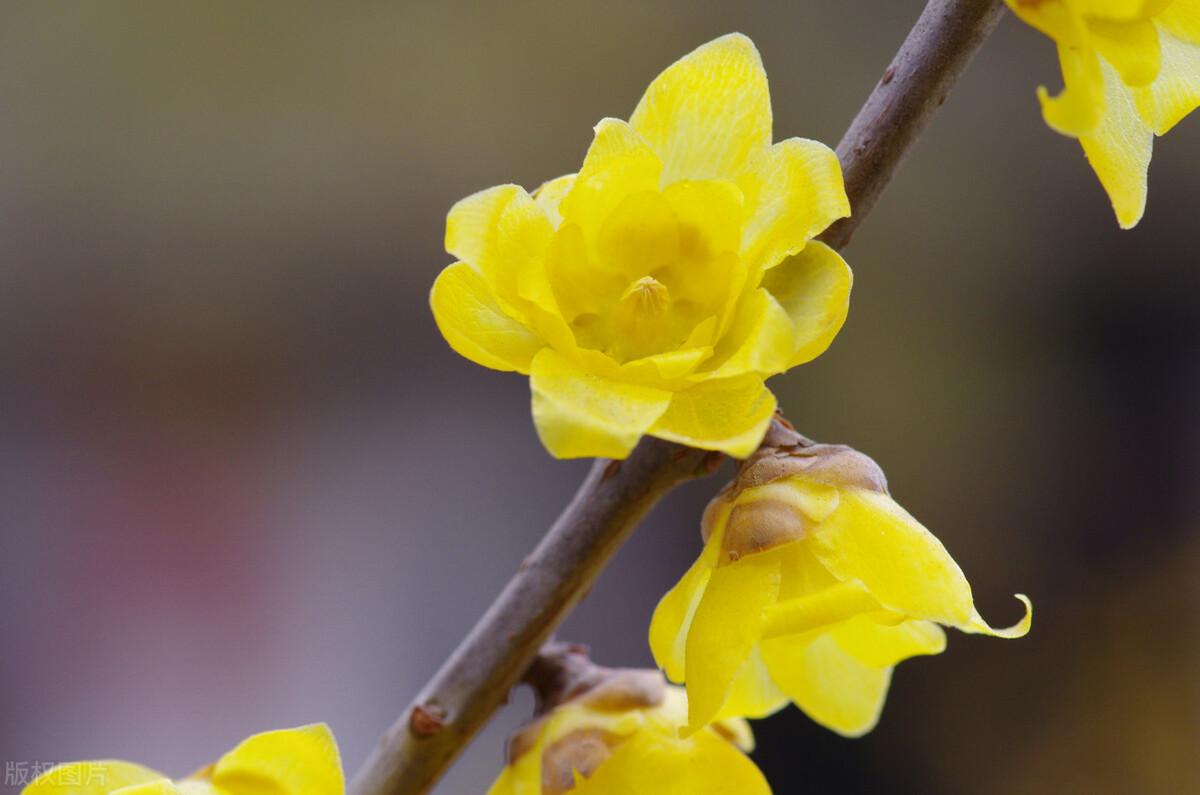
[0,2,1196,793]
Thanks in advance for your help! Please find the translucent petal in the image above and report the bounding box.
[24,762,169,795]
[630,34,772,184]
[532,173,576,228]
[1134,27,1200,133]
[738,138,849,273]
[682,548,782,733]
[1088,17,1161,86]
[830,615,948,668]
[206,724,344,795]
[760,241,853,367]
[810,488,974,626]
[1079,59,1153,228]
[760,632,892,738]
[1158,0,1200,43]
[530,348,671,459]
[430,262,543,374]
[559,118,662,240]
[650,374,776,459]
[571,730,771,795]
[445,185,554,306]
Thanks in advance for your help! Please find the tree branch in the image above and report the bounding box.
[351,2,1005,793]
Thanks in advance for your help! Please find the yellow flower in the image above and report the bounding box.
[650,431,1031,738]
[1006,0,1200,227]
[431,34,852,459]
[488,668,769,795]
[23,724,343,795]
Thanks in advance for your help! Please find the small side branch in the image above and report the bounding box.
[351,2,1006,793]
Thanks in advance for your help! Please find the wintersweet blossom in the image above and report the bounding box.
[431,34,852,459]
[650,427,1031,737]
[488,667,769,795]
[23,724,343,795]
[1007,0,1200,227]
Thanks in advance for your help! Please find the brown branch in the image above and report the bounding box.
[819,0,1005,250]
[350,2,1005,793]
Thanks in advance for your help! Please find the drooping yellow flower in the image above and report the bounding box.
[1007,0,1200,227]
[489,667,769,795]
[650,426,1031,738]
[23,724,343,795]
[431,34,852,459]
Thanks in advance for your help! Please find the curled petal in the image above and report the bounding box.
[630,34,772,183]
[650,527,722,683]
[738,139,850,273]
[1039,43,1106,136]
[830,616,948,669]
[760,241,852,367]
[430,262,543,374]
[961,594,1034,639]
[530,349,671,459]
[703,289,795,380]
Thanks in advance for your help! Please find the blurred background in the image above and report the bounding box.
[1,2,1197,793]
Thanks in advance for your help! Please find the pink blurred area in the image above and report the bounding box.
[1,2,1198,793]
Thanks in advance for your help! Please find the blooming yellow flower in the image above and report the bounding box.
[431,34,852,459]
[650,430,1031,737]
[488,668,769,795]
[23,724,343,795]
[1007,0,1200,227]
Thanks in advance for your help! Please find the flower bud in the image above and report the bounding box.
[490,657,768,795]
[651,423,1031,738]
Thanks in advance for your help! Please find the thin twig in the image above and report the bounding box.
[351,2,1005,793]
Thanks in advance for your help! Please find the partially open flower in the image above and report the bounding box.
[650,423,1031,738]
[1006,0,1200,227]
[489,650,769,795]
[23,724,343,795]
[431,34,851,460]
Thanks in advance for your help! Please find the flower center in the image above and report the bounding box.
[619,275,671,316]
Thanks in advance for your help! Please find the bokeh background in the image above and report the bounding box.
[2,2,1198,793]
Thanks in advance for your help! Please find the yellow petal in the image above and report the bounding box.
[809,488,974,626]
[445,185,555,308]
[206,724,344,795]
[571,730,771,795]
[703,289,796,380]
[716,646,790,721]
[738,139,850,273]
[1087,17,1162,86]
[650,531,722,682]
[24,762,170,795]
[760,241,852,367]
[530,348,671,459]
[1159,0,1200,42]
[961,594,1033,638]
[761,580,882,639]
[650,374,776,458]
[830,615,947,668]
[1039,43,1107,136]
[683,548,782,733]
[532,173,576,228]
[430,262,544,373]
[630,34,772,184]
[1134,26,1200,133]
[559,118,662,238]
[1079,59,1153,228]
[1007,0,1086,45]
[760,632,891,738]
[597,190,680,279]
